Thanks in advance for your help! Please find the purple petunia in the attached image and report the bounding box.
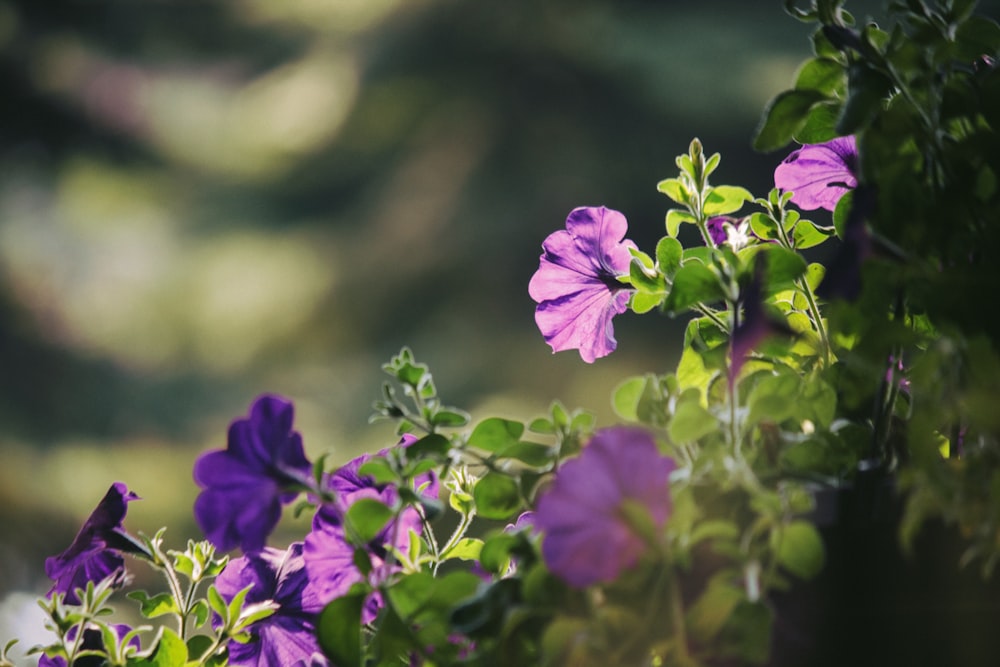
[45,482,142,605]
[774,136,858,211]
[193,394,313,554]
[304,437,437,623]
[528,206,637,363]
[534,427,675,588]
[214,543,327,667]
[39,623,140,667]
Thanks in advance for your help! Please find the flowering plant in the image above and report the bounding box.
[4,0,1000,666]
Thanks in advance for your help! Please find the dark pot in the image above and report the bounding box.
[769,465,1000,667]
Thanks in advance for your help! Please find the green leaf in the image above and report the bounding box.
[832,190,853,238]
[317,593,365,667]
[657,177,690,205]
[794,57,844,94]
[186,634,213,662]
[791,219,832,249]
[746,372,801,425]
[757,245,808,292]
[613,375,649,422]
[795,100,842,144]
[473,472,522,520]
[655,236,683,279]
[129,629,186,667]
[686,574,744,643]
[748,212,780,242]
[775,520,825,580]
[497,441,554,466]
[442,537,484,562]
[703,186,753,216]
[430,409,470,428]
[629,257,666,293]
[836,62,891,135]
[344,498,393,546]
[665,208,695,237]
[631,291,663,314]
[664,263,726,313]
[805,262,825,291]
[668,397,719,443]
[407,433,452,459]
[357,457,398,486]
[127,591,178,619]
[753,89,828,152]
[467,417,525,453]
[478,532,519,574]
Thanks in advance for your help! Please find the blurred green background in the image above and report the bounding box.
[0,0,924,653]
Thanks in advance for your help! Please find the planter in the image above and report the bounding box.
[770,465,1000,667]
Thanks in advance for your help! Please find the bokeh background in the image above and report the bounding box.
[0,0,950,658]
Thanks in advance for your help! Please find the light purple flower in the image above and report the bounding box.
[304,437,438,624]
[214,543,327,667]
[193,395,313,554]
[39,623,140,667]
[45,482,142,605]
[774,136,858,211]
[528,206,637,363]
[534,427,675,588]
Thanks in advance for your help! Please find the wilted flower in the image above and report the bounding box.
[193,394,313,553]
[534,427,675,588]
[45,483,143,605]
[528,206,637,363]
[214,543,327,667]
[774,136,857,211]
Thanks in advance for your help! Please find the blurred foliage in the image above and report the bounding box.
[1,0,956,607]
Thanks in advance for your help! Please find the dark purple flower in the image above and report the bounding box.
[39,623,140,667]
[774,136,858,211]
[304,437,437,623]
[706,216,755,250]
[706,216,731,246]
[214,543,327,667]
[528,206,637,363]
[193,394,313,553]
[45,483,141,605]
[534,427,675,588]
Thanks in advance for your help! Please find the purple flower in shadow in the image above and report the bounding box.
[304,436,438,624]
[528,206,637,363]
[39,623,140,667]
[774,136,858,211]
[730,257,796,386]
[534,427,675,588]
[214,543,327,667]
[194,395,313,554]
[45,483,142,605]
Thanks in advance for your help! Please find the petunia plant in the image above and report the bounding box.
[5,0,1000,666]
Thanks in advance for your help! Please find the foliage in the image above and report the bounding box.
[4,1,1000,666]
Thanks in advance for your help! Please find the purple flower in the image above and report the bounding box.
[304,437,437,623]
[214,543,327,667]
[730,257,795,385]
[528,206,637,363]
[774,136,858,211]
[193,395,313,554]
[39,623,140,667]
[534,427,675,588]
[45,483,142,605]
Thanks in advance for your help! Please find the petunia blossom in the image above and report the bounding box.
[774,136,858,211]
[39,623,140,667]
[193,394,313,554]
[45,482,143,605]
[304,436,437,623]
[528,206,637,363]
[534,427,675,588]
[214,543,327,667]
